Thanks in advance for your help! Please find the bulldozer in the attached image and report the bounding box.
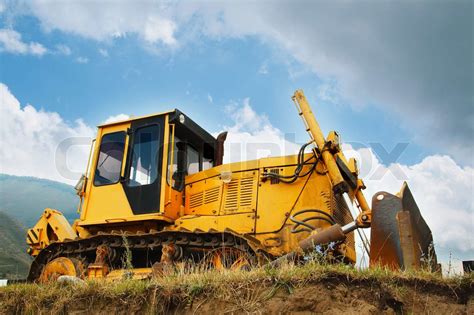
[25,90,437,282]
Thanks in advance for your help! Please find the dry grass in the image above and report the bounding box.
[1,261,472,314]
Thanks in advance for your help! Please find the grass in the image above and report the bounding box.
[1,261,472,314]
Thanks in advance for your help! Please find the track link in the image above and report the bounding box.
[27,230,260,282]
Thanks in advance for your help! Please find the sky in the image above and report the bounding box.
[0,1,472,267]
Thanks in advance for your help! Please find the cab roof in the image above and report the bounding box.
[97,109,217,147]
[97,109,175,128]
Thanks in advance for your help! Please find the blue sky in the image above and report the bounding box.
[0,1,472,264]
[0,7,440,166]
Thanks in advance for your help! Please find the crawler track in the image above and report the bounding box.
[28,230,261,282]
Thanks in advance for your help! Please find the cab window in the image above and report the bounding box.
[94,132,126,186]
[128,125,160,187]
[187,145,199,175]
[167,137,208,190]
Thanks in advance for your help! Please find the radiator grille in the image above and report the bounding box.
[204,186,220,204]
[189,186,221,209]
[189,191,204,209]
[224,177,256,212]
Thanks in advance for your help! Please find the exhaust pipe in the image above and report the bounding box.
[214,131,227,166]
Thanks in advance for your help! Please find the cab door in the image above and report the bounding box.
[81,122,133,223]
[122,116,165,215]
[81,115,166,224]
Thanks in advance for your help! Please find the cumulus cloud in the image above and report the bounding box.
[10,1,471,163]
[222,99,473,263]
[0,84,131,184]
[75,56,88,64]
[0,83,95,185]
[0,28,47,55]
[102,113,130,124]
[98,48,108,57]
[220,99,300,163]
[193,1,473,164]
[258,61,268,75]
[55,44,71,55]
[343,145,474,261]
[23,0,178,47]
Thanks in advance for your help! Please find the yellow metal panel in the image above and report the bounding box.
[80,122,133,223]
[164,187,183,219]
[221,170,258,214]
[174,213,255,233]
[186,182,222,216]
[163,122,184,220]
[256,161,333,233]
[77,213,173,226]
[184,159,260,185]
[160,115,170,213]
[184,170,258,216]
[183,153,311,185]
[82,184,134,223]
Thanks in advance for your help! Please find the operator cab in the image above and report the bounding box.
[77,109,225,229]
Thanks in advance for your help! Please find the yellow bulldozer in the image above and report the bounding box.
[26,90,437,282]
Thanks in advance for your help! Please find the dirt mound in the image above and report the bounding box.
[1,264,472,314]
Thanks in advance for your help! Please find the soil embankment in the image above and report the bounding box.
[1,264,472,314]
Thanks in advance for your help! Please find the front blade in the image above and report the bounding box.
[370,182,437,270]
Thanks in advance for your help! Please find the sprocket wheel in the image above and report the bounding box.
[39,257,85,283]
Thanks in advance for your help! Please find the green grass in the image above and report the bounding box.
[1,261,472,314]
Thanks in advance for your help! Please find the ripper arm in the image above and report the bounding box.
[291,90,373,252]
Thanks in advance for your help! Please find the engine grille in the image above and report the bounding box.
[189,186,221,209]
[224,177,256,212]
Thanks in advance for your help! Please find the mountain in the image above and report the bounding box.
[0,174,79,279]
[0,174,79,227]
[0,211,31,279]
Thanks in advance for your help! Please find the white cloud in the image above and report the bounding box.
[28,42,47,55]
[219,99,300,164]
[14,1,471,163]
[25,1,178,47]
[102,113,130,124]
[55,44,71,55]
[317,82,340,104]
[75,56,88,64]
[207,93,213,103]
[143,16,177,45]
[0,28,47,56]
[98,48,108,57]
[0,83,95,185]
[343,144,474,260]
[0,85,130,185]
[258,62,268,75]
[221,100,473,263]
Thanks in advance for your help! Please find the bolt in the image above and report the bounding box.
[362,215,368,221]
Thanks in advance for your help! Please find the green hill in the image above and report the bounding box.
[0,212,31,279]
[0,174,78,227]
[0,174,79,279]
